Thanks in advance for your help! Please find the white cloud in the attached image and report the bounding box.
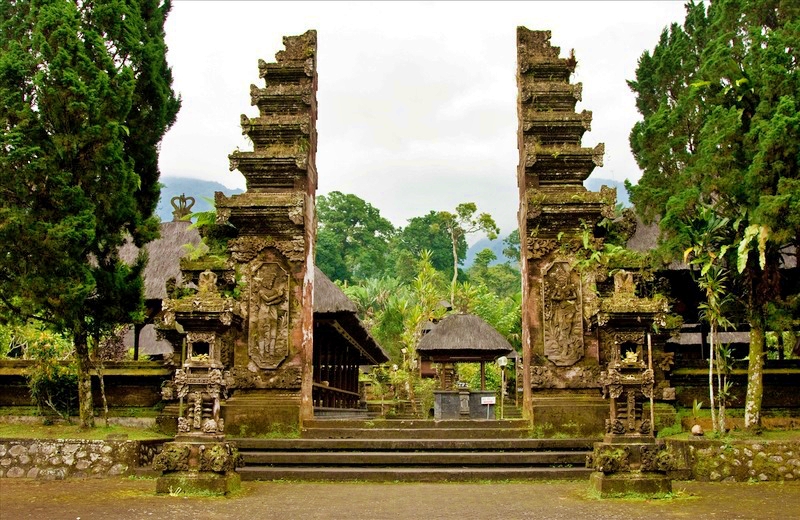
[159,0,688,237]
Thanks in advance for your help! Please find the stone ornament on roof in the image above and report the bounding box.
[170,194,195,221]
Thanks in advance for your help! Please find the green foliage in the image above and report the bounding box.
[466,249,521,300]
[0,0,180,428]
[393,211,463,279]
[502,229,521,265]
[438,203,500,305]
[316,191,396,282]
[0,322,72,359]
[628,0,800,430]
[25,331,77,421]
[187,197,235,257]
[456,362,502,391]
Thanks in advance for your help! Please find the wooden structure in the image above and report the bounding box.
[313,268,388,410]
[417,313,513,390]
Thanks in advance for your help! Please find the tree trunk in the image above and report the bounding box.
[451,229,459,307]
[744,324,765,431]
[74,330,95,429]
[715,345,726,433]
[708,325,718,433]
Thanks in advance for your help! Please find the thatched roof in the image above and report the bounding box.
[313,267,388,364]
[625,215,659,253]
[122,324,174,356]
[313,267,357,313]
[417,313,513,361]
[119,220,201,300]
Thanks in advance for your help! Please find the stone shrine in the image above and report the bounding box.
[588,270,674,496]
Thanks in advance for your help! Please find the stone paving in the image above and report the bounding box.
[1,478,799,520]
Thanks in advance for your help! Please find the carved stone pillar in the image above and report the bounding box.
[216,31,318,431]
[516,28,614,431]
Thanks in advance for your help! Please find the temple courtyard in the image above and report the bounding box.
[1,478,798,519]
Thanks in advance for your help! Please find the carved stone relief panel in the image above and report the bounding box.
[248,257,290,369]
[542,261,584,366]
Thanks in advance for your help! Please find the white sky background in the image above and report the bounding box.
[159,1,689,239]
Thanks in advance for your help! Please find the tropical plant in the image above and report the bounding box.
[437,203,499,306]
[627,0,799,430]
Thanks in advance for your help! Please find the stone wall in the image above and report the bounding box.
[0,438,163,480]
[667,438,800,482]
[0,359,172,409]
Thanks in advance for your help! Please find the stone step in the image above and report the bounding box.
[303,419,530,429]
[242,450,587,466]
[300,427,535,439]
[237,465,593,482]
[231,437,596,451]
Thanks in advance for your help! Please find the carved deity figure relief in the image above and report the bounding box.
[542,261,584,366]
[248,259,290,368]
[613,269,635,295]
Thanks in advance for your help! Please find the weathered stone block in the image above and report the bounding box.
[6,467,25,478]
[589,471,672,497]
[8,445,26,457]
[108,463,127,476]
[156,471,241,496]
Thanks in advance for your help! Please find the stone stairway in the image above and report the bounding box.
[232,419,595,482]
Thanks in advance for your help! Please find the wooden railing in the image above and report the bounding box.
[312,383,361,409]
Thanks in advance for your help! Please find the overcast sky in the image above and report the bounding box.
[159,1,688,238]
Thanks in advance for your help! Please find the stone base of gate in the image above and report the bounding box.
[222,389,302,436]
[531,391,607,436]
[156,470,241,496]
[589,470,672,497]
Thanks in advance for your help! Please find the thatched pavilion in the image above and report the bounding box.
[313,267,388,411]
[417,313,514,391]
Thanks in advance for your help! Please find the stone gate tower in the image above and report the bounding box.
[217,30,318,430]
[516,28,616,432]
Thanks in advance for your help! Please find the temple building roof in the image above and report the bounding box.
[417,313,514,362]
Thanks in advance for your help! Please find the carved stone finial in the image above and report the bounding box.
[171,194,196,222]
[613,270,636,295]
[198,270,218,294]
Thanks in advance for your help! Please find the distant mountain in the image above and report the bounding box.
[585,177,631,207]
[465,235,514,268]
[156,177,244,223]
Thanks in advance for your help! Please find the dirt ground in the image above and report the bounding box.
[1,478,799,520]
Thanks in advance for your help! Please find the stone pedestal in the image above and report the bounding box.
[469,390,496,420]
[589,470,672,497]
[531,391,608,436]
[434,390,497,420]
[154,436,242,495]
[587,435,673,496]
[221,389,301,436]
[433,390,459,420]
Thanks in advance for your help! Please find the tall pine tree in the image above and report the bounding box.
[628,0,799,429]
[0,0,180,427]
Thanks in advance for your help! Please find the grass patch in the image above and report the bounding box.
[663,429,800,442]
[0,422,169,441]
[584,486,698,501]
